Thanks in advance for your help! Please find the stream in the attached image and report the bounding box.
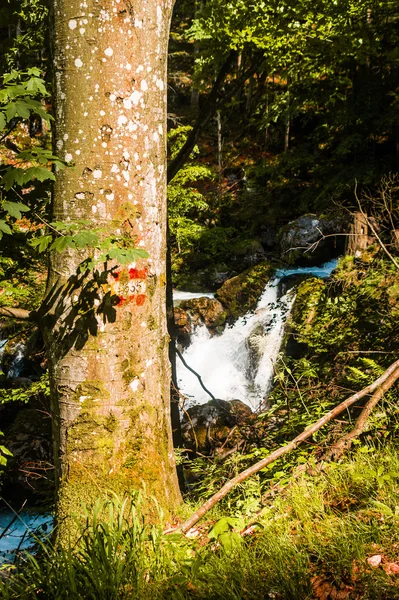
[176,259,338,410]
[0,258,338,562]
[0,511,53,565]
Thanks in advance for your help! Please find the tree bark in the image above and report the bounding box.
[179,359,399,533]
[46,0,181,541]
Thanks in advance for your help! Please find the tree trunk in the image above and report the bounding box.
[346,211,369,254]
[46,0,181,541]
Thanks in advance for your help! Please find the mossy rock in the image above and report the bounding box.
[215,261,274,319]
[290,277,326,330]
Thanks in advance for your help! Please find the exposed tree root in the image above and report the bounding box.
[178,359,399,534]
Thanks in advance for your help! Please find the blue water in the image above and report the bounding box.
[0,510,53,564]
[276,258,339,280]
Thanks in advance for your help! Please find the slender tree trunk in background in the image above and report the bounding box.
[245,74,254,115]
[190,1,203,113]
[216,109,223,200]
[45,0,181,540]
[284,76,290,153]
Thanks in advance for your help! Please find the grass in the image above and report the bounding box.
[2,446,399,599]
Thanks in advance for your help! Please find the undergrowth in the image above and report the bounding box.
[2,446,399,599]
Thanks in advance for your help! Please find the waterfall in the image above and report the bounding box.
[175,259,338,410]
[5,342,26,379]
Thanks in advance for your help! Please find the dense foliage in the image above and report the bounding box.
[0,0,399,597]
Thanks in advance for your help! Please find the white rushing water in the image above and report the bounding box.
[6,342,26,379]
[173,290,215,303]
[176,259,338,410]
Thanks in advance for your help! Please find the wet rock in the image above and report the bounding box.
[1,329,45,380]
[215,261,274,320]
[174,297,227,346]
[181,399,252,453]
[247,322,267,369]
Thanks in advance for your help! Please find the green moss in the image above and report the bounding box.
[147,315,157,330]
[147,274,157,298]
[215,261,274,319]
[104,412,117,433]
[290,277,326,330]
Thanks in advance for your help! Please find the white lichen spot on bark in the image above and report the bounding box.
[65,153,73,162]
[75,58,83,68]
[130,378,140,392]
[68,19,77,29]
[104,47,113,56]
[93,169,102,179]
[140,80,148,92]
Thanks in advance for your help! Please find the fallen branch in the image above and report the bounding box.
[0,307,34,321]
[325,366,399,461]
[178,358,399,534]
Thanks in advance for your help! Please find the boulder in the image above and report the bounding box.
[215,261,274,320]
[174,297,227,346]
[181,399,252,453]
[230,238,266,269]
[279,213,347,264]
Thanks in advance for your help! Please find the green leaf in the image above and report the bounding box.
[50,235,73,252]
[0,220,12,235]
[23,167,55,183]
[0,112,6,130]
[1,167,27,190]
[14,100,32,119]
[2,201,30,219]
[31,235,52,253]
[5,103,17,121]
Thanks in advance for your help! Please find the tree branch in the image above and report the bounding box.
[354,180,399,270]
[0,307,35,321]
[325,366,399,461]
[176,347,215,400]
[178,358,399,533]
